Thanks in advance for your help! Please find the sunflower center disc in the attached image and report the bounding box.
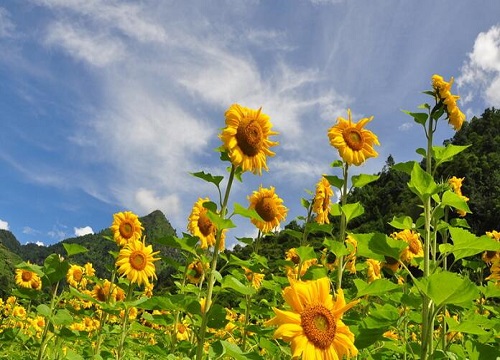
[301,304,336,349]
[73,269,83,282]
[119,222,134,239]
[130,251,147,270]
[408,238,421,255]
[236,120,263,156]
[343,128,364,151]
[22,271,33,282]
[198,213,215,237]
[255,197,278,222]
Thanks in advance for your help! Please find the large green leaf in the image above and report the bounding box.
[388,215,414,230]
[415,271,478,308]
[447,227,500,261]
[233,203,263,221]
[408,162,439,200]
[221,275,256,296]
[190,171,224,187]
[354,278,400,297]
[351,174,380,188]
[441,190,471,214]
[433,144,470,168]
[63,243,88,257]
[206,211,236,230]
[323,175,344,190]
[341,202,365,223]
[402,110,428,126]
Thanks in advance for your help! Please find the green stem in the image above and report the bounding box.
[195,165,236,360]
[37,281,60,360]
[115,284,134,360]
[241,294,251,351]
[422,111,435,360]
[336,163,349,290]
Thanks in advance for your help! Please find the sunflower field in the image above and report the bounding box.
[1,75,500,360]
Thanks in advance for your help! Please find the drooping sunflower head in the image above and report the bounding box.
[243,267,265,290]
[265,277,359,359]
[312,177,334,224]
[366,259,382,283]
[391,229,424,263]
[248,185,288,233]
[448,176,465,195]
[483,231,500,264]
[115,238,160,287]
[187,197,226,250]
[431,74,465,131]
[328,109,380,166]
[186,260,207,284]
[219,104,279,175]
[110,211,144,247]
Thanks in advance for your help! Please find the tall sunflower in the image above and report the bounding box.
[312,177,334,224]
[266,277,359,359]
[328,109,380,166]
[219,104,278,175]
[248,185,288,233]
[432,74,466,131]
[110,211,144,247]
[187,197,226,250]
[115,238,160,287]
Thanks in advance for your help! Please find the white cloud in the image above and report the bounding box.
[74,226,93,237]
[398,122,414,132]
[35,241,45,246]
[0,219,9,230]
[458,25,500,107]
[134,188,181,219]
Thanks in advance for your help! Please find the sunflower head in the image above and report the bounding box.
[219,104,278,175]
[366,259,382,283]
[328,109,380,166]
[115,238,160,287]
[312,177,334,224]
[15,262,42,291]
[187,260,207,284]
[266,277,359,359]
[248,185,288,233]
[67,264,87,289]
[243,267,265,289]
[187,197,226,250]
[110,211,144,247]
[391,229,424,263]
[431,74,465,131]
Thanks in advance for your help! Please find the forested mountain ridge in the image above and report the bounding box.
[0,210,179,295]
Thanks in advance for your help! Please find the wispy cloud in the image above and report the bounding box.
[0,219,9,230]
[0,7,15,38]
[23,226,40,235]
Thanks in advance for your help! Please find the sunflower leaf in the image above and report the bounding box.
[388,215,414,230]
[190,171,224,187]
[433,144,470,168]
[351,174,380,188]
[341,202,364,223]
[221,275,256,296]
[206,211,236,230]
[402,110,428,126]
[408,162,439,200]
[233,203,263,221]
[447,227,500,261]
[323,175,344,189]
[441,190,471,214]
[63,243,88,257]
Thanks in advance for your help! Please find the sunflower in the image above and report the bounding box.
[187,197,226,250]
[248,185,288,233]
[448,176,469,217]
[391,229,424,263]
[366,259,382,283]
[312,177,334,224]
[92,280,125,303]
[110,211,144,247]
[432,74,466,131]
[266,277,359,359]
[186,260,207,284]
[344,235,357,274]
[15,264,42,290]
[67,264,87,289]
[328,109,380,166]
[219,104,278,175]
[116,238,160,287]
[243,267,265,290]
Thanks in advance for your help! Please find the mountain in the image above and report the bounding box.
[0,210,181,293]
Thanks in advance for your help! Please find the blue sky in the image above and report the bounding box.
[1,0,500,247]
